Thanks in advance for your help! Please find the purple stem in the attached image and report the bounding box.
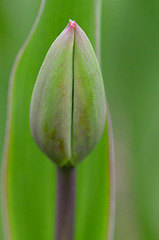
[55,167,76,240]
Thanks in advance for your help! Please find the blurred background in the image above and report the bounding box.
[1,0,159,239]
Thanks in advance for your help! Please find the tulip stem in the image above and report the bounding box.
[55,167,76,240]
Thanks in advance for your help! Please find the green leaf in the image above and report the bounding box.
[2,0,114,239]
[0,0,41,239]
[101,0,159,239]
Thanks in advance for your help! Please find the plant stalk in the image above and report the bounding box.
[55,167,76,240]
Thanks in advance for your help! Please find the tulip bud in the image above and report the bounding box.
[30,20,106,167]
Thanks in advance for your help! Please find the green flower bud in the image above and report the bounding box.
[30,20,106,167]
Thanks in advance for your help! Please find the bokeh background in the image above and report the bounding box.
[1,0,159,239]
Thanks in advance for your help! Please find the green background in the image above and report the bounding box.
[1,0,159,239]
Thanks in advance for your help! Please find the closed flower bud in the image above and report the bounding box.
[30,20,106,167]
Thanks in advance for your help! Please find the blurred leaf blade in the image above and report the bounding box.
[2,0,114,239]
[101,0,159,240]
[0,0,41,239]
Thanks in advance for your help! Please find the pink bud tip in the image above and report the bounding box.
[68,19,76,28]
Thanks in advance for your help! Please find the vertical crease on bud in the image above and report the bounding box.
[70,24,75,165]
